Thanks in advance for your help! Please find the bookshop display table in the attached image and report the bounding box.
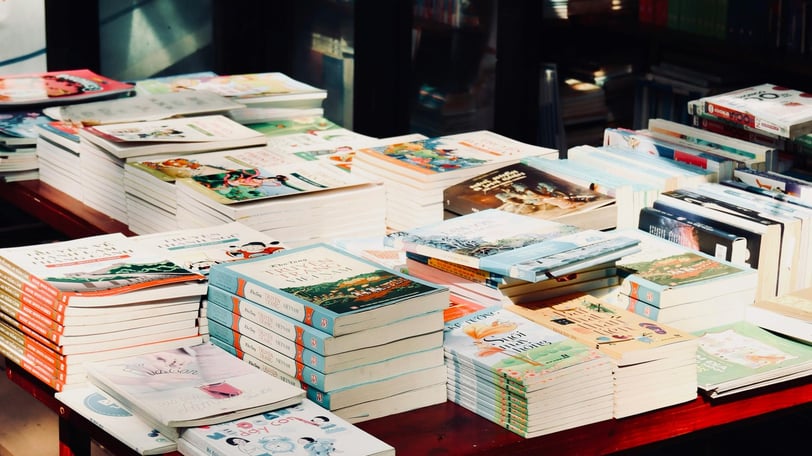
[2,180,811,455]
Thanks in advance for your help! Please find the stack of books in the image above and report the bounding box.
[611,228,759,333]
[443,306,615,437]
[34,121,84,200]
[82,341,306,441]
[75,114,268,226]
[505,293,699,418]
[205,243,451,423]
[0,110,50,182]
[0,233,208,391]
[351,130,558,230]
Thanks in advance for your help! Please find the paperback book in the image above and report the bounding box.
[386,209,641,283]
[84,342,306,439]
[746,286,812,344]
[0,69,134,107]
[206,243,449,336]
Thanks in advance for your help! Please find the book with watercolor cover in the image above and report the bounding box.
[55,384,176,455]
[207,243,449,336]
[84,342,305,438]
[0,232,206,311]
[206,284,443,356]
[694,321,812,398]
[0,69,134,107]
[179,398,394,456]
[78,114,267,159]
[386,209,640,283]
[131,222,288,275]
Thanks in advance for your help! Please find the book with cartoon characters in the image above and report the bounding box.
[0,69,134,107]
[179,398,394,456]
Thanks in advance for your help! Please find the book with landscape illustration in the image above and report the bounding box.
[84,342,306,439]
[206,243,449,336]
[0,69,134,107]
[386,209,640,283]
[443,162,617,231]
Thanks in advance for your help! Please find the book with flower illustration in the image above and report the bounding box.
[694,321,812,398]
[0,232,207,313]
[206,243,449,336]
[84,342,306,439]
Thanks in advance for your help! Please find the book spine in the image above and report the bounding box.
[704,99,793,139]
[0,319,68,372]
[207,285,330,355]
[618,277,666,308]
[0,276,66,322]
[207,336,303,388]
[407,252,502,287]
[207,269,338,335]
[0,332,68,390]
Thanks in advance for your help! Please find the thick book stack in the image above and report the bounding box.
[694,321,812,399]
[505,293,699,418]
[76,114,268,226]
[0,110,50,182]
[0,233,209,391]
[179,398,394,456]
[351,130,558,230]
[83,341,306,440]
[443,306,615,437]
[205,243,450,423]
[34,121,84,199]
[610,228,759,333]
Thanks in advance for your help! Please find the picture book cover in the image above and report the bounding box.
[179,398,394,456]
[84,342,305,434]
[131,222,287,275]
[55,384,177,455]
[694,321,812,398]
[386,209,640,282]
[181,71,327,103]
[207,243,449,336]
[443,307,612,393]
[505,294,698,366]
[0,109,51,141]
[0,232,205,307]
[443,162,616,224]
[699,83,812,139]
[0,69,134,107]
[133,71,219,95]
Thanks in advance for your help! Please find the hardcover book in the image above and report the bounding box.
[206,243,449,336]
[0,69,134,107]
[442,162,617,231]
[386,209,640,283]
[179,398,394,456]
[698,83,812,139]
[84,342,306,438]
[694,321,812,398]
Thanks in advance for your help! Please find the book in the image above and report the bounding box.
[697,83,812,139]
[0,109,51,143]
[386,209,641,283]
[77,114,267,159]
[179,398,394,456]
[637,205,749,265]
[0,232,206,310]
[694,321,812,398]
[746,286,812,344]
[179,71,327,109]
[0,69,134,107]
[730,167,812,203]
[206,243,449,336]
[442,162,617,231]
[55,384,176,455]
[614,228,758,310]
[84,342,305,439]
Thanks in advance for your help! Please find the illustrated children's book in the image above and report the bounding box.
[179,398,395,456]
[84,342,306,439]
[694,321,812,398]
[0,69,134,107]
[207,243,449,336]
[443,162,617,231]
[179,71,328,108]
[386,209,641,283]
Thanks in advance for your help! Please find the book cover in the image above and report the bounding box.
[386,209,640,283]
[131,222,288,275]
[746,286,812,344]
[207,243,449,336]
[181,71,327,106]
[504,293,698,366]
[0,232,206,309]
[78,114,267,159]
[84,342,306,436]
[0,69,134,107]
[0,110,51,142]
[55,384,176,455]
[694,321,812,398]
[132,71,219,95]
[443,162,617,230]
[179,398,394,456]
[699,83,812,139]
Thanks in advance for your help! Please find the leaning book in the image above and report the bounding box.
[84,342,306,439]
[179,398,394,456]
[207,243,449,336]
